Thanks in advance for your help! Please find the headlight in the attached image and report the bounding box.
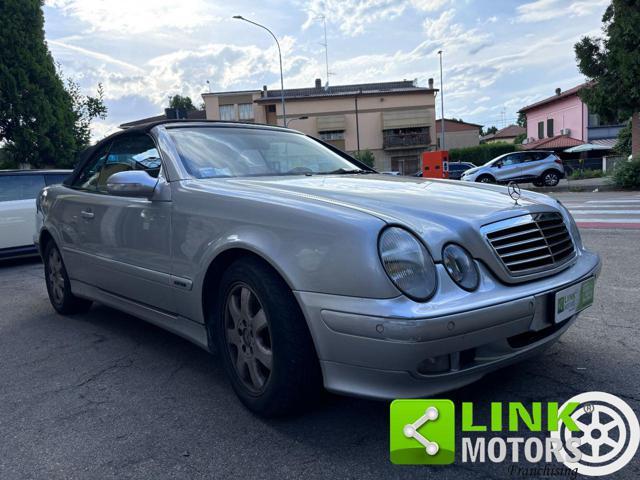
[378,227,437,301]
[442,244,480,291]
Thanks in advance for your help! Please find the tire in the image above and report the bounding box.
[476,174,495,184]
[541,170,561,187]
[212,257,322,417]
[44,241,92,314]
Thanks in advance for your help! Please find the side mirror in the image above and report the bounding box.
[106,170,157,198]
[495,162,502,169]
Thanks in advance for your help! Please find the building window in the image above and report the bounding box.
[238,103,254,120]
[537,121,544,139]
[547,118,554,137]
[219,105,235,121]
[319,130,345,141]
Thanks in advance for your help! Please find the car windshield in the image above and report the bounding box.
[167,127,362,179]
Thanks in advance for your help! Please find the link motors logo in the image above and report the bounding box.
[390,392,639,476]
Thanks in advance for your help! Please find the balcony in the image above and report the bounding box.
[383,132,430,150]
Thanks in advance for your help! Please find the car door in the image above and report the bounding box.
[0,174,45,252]
[493,153,524,182]
[519,152,543,180]
[63,134,174,312]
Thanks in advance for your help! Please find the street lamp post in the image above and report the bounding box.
[233,15,286,126]
[285,116,308,128]
[438,50,445,150]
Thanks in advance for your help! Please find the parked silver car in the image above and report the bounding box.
[35,121,600,416]
[461,151,565,186]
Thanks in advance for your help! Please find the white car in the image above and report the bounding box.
[0,170,71,259]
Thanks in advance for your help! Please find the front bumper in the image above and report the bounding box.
[294,249,601,400]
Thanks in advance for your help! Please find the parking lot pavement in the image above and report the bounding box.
[0,192,639,479]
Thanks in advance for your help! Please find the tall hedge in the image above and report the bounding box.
[448,143,518,165]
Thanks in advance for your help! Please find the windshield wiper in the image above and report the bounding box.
[318,168,373,175]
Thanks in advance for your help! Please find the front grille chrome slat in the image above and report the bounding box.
[484,212,576,276]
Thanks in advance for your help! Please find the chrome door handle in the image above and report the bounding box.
[80,210,94,219]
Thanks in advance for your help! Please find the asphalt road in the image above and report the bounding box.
[1,191,639,480]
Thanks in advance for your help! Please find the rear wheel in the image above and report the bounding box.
[212,257,322,417]
[541,170,561,187]
[44,242,92,314]
[476,174,495,184]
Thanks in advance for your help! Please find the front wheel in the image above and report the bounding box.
[213,258,322,417]
[44,242,92,314]
[476,175,495,184]
[541,170,561,187]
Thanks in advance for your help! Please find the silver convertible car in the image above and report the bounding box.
[35,120,600,416]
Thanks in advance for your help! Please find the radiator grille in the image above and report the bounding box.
[484,213,575,275]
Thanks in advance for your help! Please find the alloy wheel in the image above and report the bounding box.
[224,283,273,393]
[48,247,65,306]
[544,172,559,186]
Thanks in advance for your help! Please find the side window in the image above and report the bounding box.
[97,135,160,191]
[0,175,46,202]
[72,135,161,192]
[501,154,517,166]
[73,144,111,191]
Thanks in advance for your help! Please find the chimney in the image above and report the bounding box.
[555,87,561,96]
[315,78,322,89]
[428,78,434,89]
[261,85,267,98]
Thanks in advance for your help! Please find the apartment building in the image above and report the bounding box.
[202,79,438,173]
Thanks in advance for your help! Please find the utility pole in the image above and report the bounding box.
[318,15,330,88]
[438,50,445,150]
[355,89,362,153]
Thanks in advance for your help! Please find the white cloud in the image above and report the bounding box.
[301,0,452,36]
[45,0,219,33]
[422,9,493,55]
[516,0,608,23]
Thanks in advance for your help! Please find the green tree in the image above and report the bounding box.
[517,111,527,128]
[574,0,640,157]
[0,0,78,167]
[64,76,107,150]
[168,95,197,111]
[482,126,498,137]
[514,133,527,144]
[614,119,632,157]
[353,150,375,168]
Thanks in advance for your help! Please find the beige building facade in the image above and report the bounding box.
[435,118,482,150]
[202,79,438,173]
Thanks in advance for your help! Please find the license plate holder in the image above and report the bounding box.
[554,277,595,323]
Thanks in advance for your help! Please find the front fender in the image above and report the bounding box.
[170,182,400,323]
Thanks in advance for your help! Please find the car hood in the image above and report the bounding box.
[220,173,559,235]
[462,165,481,175]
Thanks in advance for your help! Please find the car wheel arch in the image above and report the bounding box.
[476,174,495,183]
[201,248,304,349]
[39,229,55,255]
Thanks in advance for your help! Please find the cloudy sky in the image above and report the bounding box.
[43,0,609,139]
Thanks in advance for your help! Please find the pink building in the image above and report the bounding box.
[519,83,624,151]
[519,84,588,148]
